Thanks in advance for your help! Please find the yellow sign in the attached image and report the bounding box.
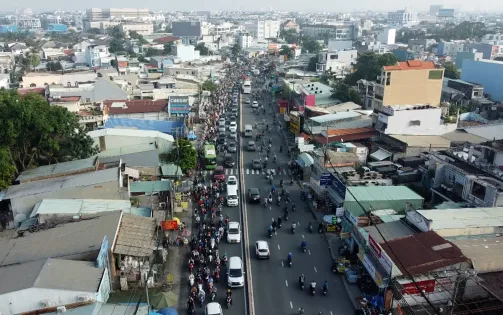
[326,224,337,232]
[181,201,189,209]
[175,192,182,201]
[374,270,383,286]
[279,107,286,114]
[166,273,174,284]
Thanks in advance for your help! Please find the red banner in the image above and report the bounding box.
[401,279,436,295]
[162,220,178,231]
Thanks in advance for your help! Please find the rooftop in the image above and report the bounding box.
[15,157,97,184]
[4,167,119,200]
[153,36,181,44]
[0,211,121,267]
[129,180,173,194]
[462,124,503,141]
[88,128,175,143]
[389,135,451,148]
[451,236,503,273]
[345,186,424,203]
[363,220,416,244]
[415,207,503,233]
[0,258,104,295]
[30,199,132,218]
[309,111,361,124]
[104,117,184,135]
[380,231,469,276]
[98,149,160,168]
[324,127,375,137]
[384,60,437,71]
[113,214,156,257]
[104,100,168,115]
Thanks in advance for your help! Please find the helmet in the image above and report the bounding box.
[289,252,292,256]
[227,289,231,293]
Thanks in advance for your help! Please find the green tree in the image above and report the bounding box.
[138,55,148,62]
[0,90,98,177]
[46,61,63,71]
[163,43,174,54]
[331,82,362,104]
[443,62,460,79]
[160,139,197,172]
[201,80,218,92]
[231,43,241,56]
[279,45,294,59]
[144,48,163,57]
[343,52,398,86]
[280,29,299,44]
[108,38,125,53]
[128,31,149,45]
[87,28,101,35]
[301,36,321,53]
[0,148,16,190]
[108,25,122,39]
[195,43,210,55]
[307,56,318,72]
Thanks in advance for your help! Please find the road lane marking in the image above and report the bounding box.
[278,244,281,250]
[281,261,284,267]
[297,222,300,226]
[285,280,288,287]
[275,231,277,235]
[308,250,311,256]
[314,266,318,273]
[272,218,274,222]
[246,169,249,174]
[302,235,305,239]
[225,169,229,175]
[330,312,333,315]
[290,301,293,309]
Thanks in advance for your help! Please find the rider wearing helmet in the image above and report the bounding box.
[301,240,307,248]
[287,252,293,262]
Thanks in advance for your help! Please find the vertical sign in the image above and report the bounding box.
[96,235,108,268]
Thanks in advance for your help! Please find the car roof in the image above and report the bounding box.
[229,256,242,265]
[228,175,237,181]
[249,187,259,193]
[256,240,269,249]
[206,302,222,314]
[215,166,224,171]
[228,221,240,229]
[230,121,237,124]
[248,141,255,144]
[252,160,261,164]
[225,155,234,160]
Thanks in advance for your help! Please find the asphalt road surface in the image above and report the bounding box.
[239,80,355,315]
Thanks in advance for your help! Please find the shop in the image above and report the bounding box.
[169,96,191,117]
[288,112,303,136]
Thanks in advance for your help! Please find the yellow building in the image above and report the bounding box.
[372,60,444,111]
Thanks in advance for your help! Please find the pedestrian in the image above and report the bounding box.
[277,166,281,174]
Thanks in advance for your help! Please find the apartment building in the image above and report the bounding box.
[172,21,202,45]
[15,17,41,29]
[120,22,153,36]
[387,9,418,27]
[302,24,359,42]
[481,34,503,45]
[244,20,280,40]
[237,32,253,49]
[461,59,503,102]
[86,8,150,21]
[372,60,444,111]
[316,49,357,73]
[436,41,465,57]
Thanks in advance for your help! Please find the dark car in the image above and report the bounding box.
[231,107,238,114]
[229,116,237,123]
[252,159,262,170]
[227,141,237,153]
[224,154,235,167]
[248,188,261,203]
[217,136,227,146]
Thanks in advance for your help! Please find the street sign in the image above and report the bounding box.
[332,216,337,224]
[320,173,333,186]
[326,225,337,232]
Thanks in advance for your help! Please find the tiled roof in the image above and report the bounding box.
[153,36,181,44]
[380,231,468,276]
[104,100,168,114]
[384,60,436,71]
[325,127,375,137]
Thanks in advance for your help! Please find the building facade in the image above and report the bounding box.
[387,9,417,27]
[237,32,253,49]
[244,20,280,40]
[119,22,153,36]
[316,49,357,73]
[86,8,150,21]
[436,41,465,57]
[376,28,396,45]
[461,59,503,102]
[302,24,359,41]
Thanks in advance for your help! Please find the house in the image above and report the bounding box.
[104,117,185,135]
[172,21,202,45]
[87,128,174,154]
[20,71,98,88]
[0,73,10,89]
[461,59,503,102]
[98,150,161,176]
[316,49,357,74]
[47,78,128,105]
[283,20,300,33]
[153,35,181,45]
[103,99,169,120]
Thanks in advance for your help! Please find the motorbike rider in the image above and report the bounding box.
[287,252,293,263]
[268,225,273,235]
[323,280,328,292]
[297,308,305,315]
[291,222,297,232]
[277,216,282,227]
[273,154,277,162]
[301,240,307,249]
[272,219,277,230]
[310,280,316,290]
[226,289,233,303]
[298,274,305,286]
[318,222,324,232]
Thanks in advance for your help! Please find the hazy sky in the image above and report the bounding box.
[6,0,503,14]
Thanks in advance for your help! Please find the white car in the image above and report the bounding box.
[226,175,238,190]
[255,240,270,259]
[218,118,226,126]
[227,222,241,243]
[228,121,237,132]
[252,101,259,108]
[205,302,223,315]
[227,256,245,287]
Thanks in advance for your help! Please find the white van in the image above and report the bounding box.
[227,256,245,287]
[205,302,223,315]
[226,185,239,207]
[244,124,253,137]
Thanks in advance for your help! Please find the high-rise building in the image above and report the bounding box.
[244,20,280,40]
[387,9,418,27]
[429,5,443,14]
[301,23,359,41]
[86,8,150,22]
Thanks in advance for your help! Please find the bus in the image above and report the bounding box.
[242,80,251,94]
[204,144,217,170]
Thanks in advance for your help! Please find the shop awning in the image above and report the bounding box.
[296,152,314,167]
[370,148,392,161]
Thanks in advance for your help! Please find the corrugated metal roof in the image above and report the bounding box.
[113,214,156,257]
[104,118,184,135]
[99,150,160,168]
[463,124,503,141]
[30,199,131,218]
[0,211,121,267]
[363,221,416,244]
[416,207,503,231]
[43,303,151,315]
[97,143,157,157]
[325,127,375,137]
[310,111,361,124]
[345,186,424,215]
[389,135,451,148]
[129,180,172,194]
[88,128,175,142]
[160,163,182,177]
[16,157,97,183]
[172,21,202,37]
[452,237,503,273]
[4,168,119,200]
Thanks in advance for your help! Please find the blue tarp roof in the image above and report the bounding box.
[105,118,184,135]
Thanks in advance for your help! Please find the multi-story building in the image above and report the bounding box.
[283,20,300,33]
[429,5,443,14]
[119,22,153,36]
[316,49,357,74]
[172,21,202,45]
[86,8,150,21]
[387,9,417,27]
[461,59,503,102]
[455,51,483,69]
[372,60,444,111]
[15,17,41,29]
[482,33,503,45]
[436,41,465,57]
[244,20,280,40]
[301,23,359,42]
[376,28,396,45]
[466,43,503,60]
[0,25,17,33]
[237,32,253,49]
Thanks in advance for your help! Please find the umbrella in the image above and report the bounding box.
[156,308,178,315]
[149,291,178,309]
[188,130,197,140]
[322,215,336,224]
[180,229,191,237]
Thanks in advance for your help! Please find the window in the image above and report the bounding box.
[86,98,91,103]
[386,72,391,86]
[75,81,79,87]
[67,82,71,87]
[30,83,36,87]
[429,70,443,80]
[330,54,338,60]
[409,120,421,126]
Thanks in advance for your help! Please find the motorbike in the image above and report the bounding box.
[280,180,284,188]
[210,292,217,302]
[284,213,289,221]
[268,229,273,238]
[278,221,282,228]
[215,271,220,282]
[222,256,228,266]
[322,286,328,296]
[268,196,273,203]
[189,262,194,273]
[210,238,216,249]
[226,296,232,308]
[291,226,296,234]
[277,198,281,206]
[310,283,316,296]
[264,201,268,208]
[288,258,293,267]
[301,244,307,253]
[189,274,195,287]
[299,278,305,290]
[308,223,313,233]
[199,294,205,306]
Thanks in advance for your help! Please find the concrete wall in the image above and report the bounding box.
[380,108,457,136]
[382,68,443,107]
[21,72,97,88]
[461,59,503,102]
[109,112,170,120]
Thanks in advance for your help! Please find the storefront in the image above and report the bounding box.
[288,112,302,135]
[169,96,191,117]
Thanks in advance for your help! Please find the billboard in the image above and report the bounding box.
[169,96,190,114]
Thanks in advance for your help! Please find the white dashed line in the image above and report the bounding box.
[278,244,281,250]
[275,231,277,235]
[302,235,305,239]
[297,222,300,226]
[285,280,288,287]
[246,169,250,174]
[290,301,293,309]
[308,250,311,256]
[330,312,334,315]
[314,266,318,273]
[281,261,284,267]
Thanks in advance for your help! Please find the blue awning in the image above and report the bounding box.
[296,153,314,168]
[187,130,197,139]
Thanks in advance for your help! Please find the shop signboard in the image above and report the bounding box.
[326,224,337,232]
[360,253,376,280]
[162,220,179,231]
[401,279,436,295]
[279,107,286,114]
[288,114,301,134]
[96,235,108,268]
[169,96,190,115]
[345,210,359,227]
[331,175,346,199]
[320,173,332,186]
[368,234,393,275]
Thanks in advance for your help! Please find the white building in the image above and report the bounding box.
[86,8,150,21]
[0,74,10,89]
[88,128,174,153]
[316,49,357,74]
[481,34,503,45]
[244,20,280,40]
[375,105,457,136]
[377,28,396,45]
[15,17,41,29]
[387,9,418,27]
[119,22,153,36]
[174,45,200,62]
[237,32,253,49]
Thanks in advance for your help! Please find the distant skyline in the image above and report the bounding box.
[4,0,503,14]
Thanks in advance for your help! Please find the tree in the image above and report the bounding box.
[279,45,293,59]
[280,29,299,44]
[231,43,241,56]
[144,48,163,57]
[46,61,62,71]
[108,38,125,53]
[307,56,318,72]
[331,82,362,104]
[87,28,101,35]
[128,31,149,45]
[301,36,321,53]
[443,62,460,79]
[201,80,218,92]
[137,55,148,63]
[0,90,98,179]
[195,43,210,56]
[343,52,398,86]
[0,148,16,190]
[160,139,197,172]
[163,43,174,55]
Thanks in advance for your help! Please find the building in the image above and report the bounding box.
[119,22,153,36]
[461,59,503,102]
[103,99,169,120]
[174,45,200,62]
[237,32,253,49]
[304,111,373,135]
[436,41,465,56]
[387,9,417,27]
[302,24,359,41]
[283,20,300,33]
[104,117,185,136]
[15,17,41,29]
[0,25,17,33]
[481,34,503,45]
[87,128,174,154]
[21,71,97,88]
[376,28,396,45]
[86,8,150,21]
[0,74,10,89]
[429,5,443,14]
[467,43,503,60]
[47,78,128,105]
[46,24,68,32]
[455,51,483,69]
[244,20,280,40]
[172,21,202,45]
[438,9,455,18]
[372,60,444,111]
[316,49,357,74]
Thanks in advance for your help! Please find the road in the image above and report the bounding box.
[239,78,355,315]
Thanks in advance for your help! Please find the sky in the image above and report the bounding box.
[6,0,503,14]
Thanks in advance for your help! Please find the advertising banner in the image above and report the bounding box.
[162,220,179,231]
[401,279,436,295]
[368,234,393,275]
[169,96,190,114]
